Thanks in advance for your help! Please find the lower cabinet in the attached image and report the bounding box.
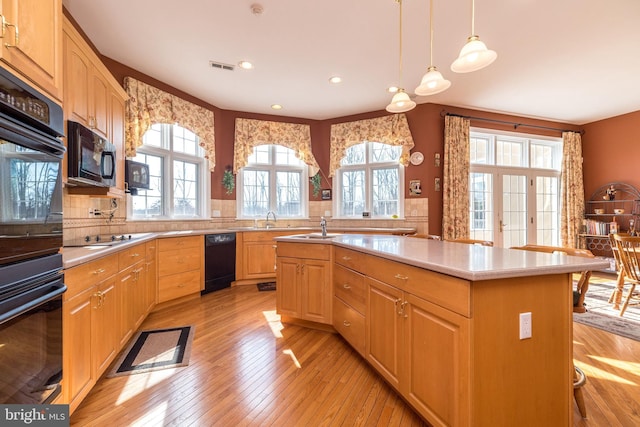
[157,235,204,303]
[276,242,332,324]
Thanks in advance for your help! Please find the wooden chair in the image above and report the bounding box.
[611,234,640,317]
[449,238,493,246]
[510,244,595,418]
[406,234,441,240]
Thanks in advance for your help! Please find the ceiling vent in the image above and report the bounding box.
[209,61,235,71]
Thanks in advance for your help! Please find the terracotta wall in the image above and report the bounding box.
[102,54,589,234]
[582,110,640,199]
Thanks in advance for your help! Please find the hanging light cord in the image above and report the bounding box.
[397,0,404,86]
[471,0,476,36]
[428,0,434,66]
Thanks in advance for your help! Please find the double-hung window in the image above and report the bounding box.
[334,141,404,218]
[469,129,562,247]
[237,144,308,218]
[128,123,209,219]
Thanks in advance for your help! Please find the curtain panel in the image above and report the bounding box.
[560,131,585,247]
[442,115,470,240]
[328,114,414,177]
[124,77,216,170]
[233,118,319,176]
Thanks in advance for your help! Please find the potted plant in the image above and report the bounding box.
[222,167,235,195]
[310,173,321,197]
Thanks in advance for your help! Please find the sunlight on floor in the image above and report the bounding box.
[262,310,283,338]
[587,355,640,377]
[283,349,301,368]
[116,368,177,405]
[575,360,637,386]
[130,401,168,426]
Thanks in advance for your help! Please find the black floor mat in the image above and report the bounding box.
[257,282,276,291]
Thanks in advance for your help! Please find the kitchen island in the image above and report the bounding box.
[274,234,609,427]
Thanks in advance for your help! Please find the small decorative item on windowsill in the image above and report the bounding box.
[604,184,616,200]
[222,166,235,195]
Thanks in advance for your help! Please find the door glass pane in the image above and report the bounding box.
[502,175,527,247]
[536,176,559,245]
[469,173,493,241]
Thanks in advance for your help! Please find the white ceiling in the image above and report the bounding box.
[63,0,640,124]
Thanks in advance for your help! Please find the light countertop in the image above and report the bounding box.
[276,234,611,281]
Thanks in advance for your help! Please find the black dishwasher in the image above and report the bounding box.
[203,233,236,294]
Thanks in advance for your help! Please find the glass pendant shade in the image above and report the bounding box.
[451,35,497,73]
[386,89,416,113]
[415,66,451,96]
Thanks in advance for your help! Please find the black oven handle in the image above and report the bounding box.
[101,151,115,179]
[0,282,67,325]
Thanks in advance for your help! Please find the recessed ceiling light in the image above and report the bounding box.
[271,104,282,110]
[238,61,254,70]
[329,76,342,84]
[388,86,399,93]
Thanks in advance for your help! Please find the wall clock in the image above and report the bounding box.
[410,151,424,165]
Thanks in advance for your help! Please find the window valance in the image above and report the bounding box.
[125,77,216,170]
[329,114,414,177]
[234,118,320,176]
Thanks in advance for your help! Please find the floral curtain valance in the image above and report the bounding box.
[124,77,216,171]
[328,114,414,177]
[234,118,319,176]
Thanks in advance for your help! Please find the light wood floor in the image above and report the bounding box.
[71,285,640,427]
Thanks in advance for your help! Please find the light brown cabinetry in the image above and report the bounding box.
[276,242,332,325]
[333,259,366,356]
[157,235,204,303]
[235,231,302,284]
[63,253,119,414]
[116,244,146,347]
[62,15,128,197]
[0,0,63,101]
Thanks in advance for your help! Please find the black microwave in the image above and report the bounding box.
[67,120,115,187]
[125,159,150,194]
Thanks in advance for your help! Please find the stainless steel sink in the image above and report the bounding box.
[300,233,341,239]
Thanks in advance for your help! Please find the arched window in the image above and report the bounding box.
[128,123,209,219]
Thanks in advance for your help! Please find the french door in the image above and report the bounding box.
[470,168,560,248]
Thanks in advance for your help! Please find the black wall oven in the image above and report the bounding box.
[0,66,66,404]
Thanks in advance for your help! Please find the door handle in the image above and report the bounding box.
[500,220,508,232]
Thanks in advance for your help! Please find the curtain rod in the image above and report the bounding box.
[441,111,585,135]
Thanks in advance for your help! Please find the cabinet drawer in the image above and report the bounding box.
[158,235,201,252]
[277,242,331,260]
[333,297,365,356]
[64,253,119,299]
[118,244,145,269]
[157,246,201,276]
[334,264,366,314]
[334,247,368,273]
[366,255,471,317]
[157,270,201,303]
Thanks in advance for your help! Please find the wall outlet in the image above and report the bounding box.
[212,210,221,217]
[519,312,532,340]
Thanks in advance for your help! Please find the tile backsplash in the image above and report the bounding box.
[63,190,430,244]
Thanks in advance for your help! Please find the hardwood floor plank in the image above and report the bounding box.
[71,285,640,427]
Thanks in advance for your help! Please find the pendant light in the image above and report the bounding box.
[386,0,416,113]
[415,0,451,96]
[451,0,497,73]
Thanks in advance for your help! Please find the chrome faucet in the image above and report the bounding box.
[320,216,327,237]
[266,211,276,229]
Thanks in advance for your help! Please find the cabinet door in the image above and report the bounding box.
[90,70,109,138]
[403,293,470,427]
[116,267,136,348]
[92,277,117,377]
[63,286,95,411]
[301,259,331,323]
[366,277,403,389]
[0,0,62,100]
[110,89,126,194]
[64,34,91,126]
[244,242,277,278]
[276,257,300,317]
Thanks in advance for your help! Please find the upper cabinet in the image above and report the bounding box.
[0,0,63,102]
[62,15,128,197]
